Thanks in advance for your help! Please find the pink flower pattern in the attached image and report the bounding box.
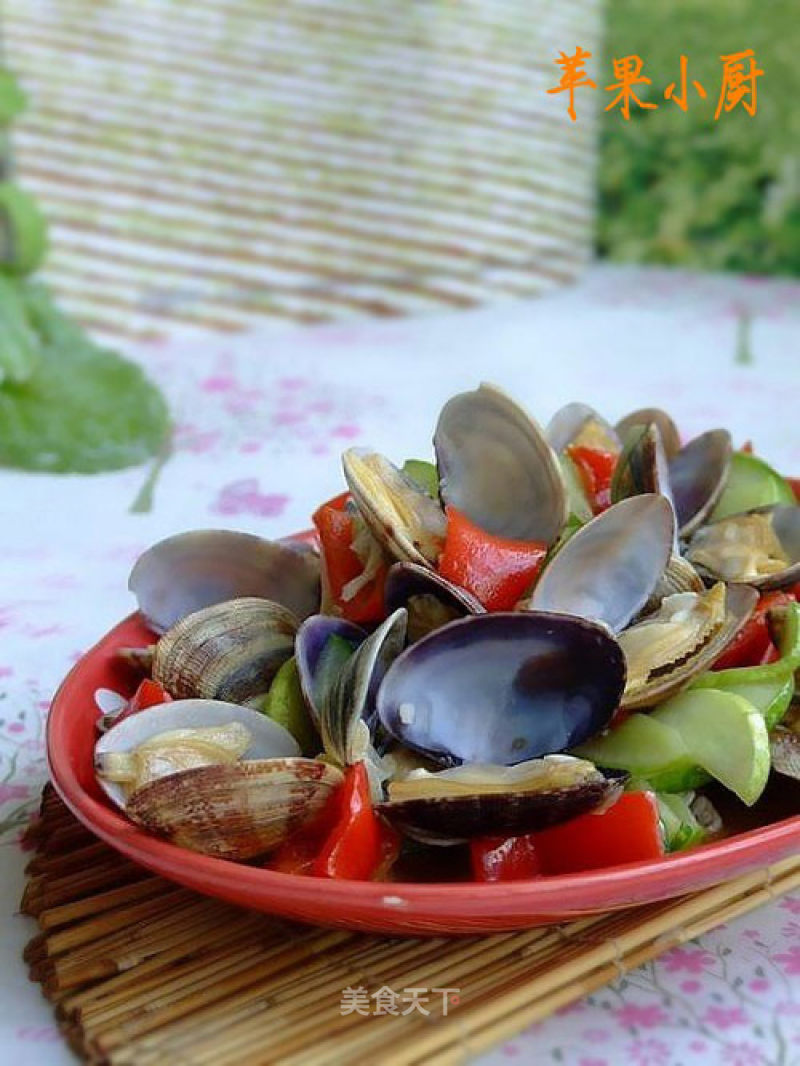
[615,1005,669,1029]
[663,947,715,974]
[211,479,289,518]
[773,945,800,975]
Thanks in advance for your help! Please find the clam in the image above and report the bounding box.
[152,597,297,704]
[616,407,681,460]
[129,530,320,634]
[611,423,673,508]
[770,704,800,782]
[94,699,300,809]
[126,757,344,860]
[668,430,732,537]
[618,582,758,710]
[686,506,800,591]
[435,384,567,544]
[376,612,626,767]
[320,608,408,766]
[377,756,624,845]
[607,424,703,604]
[384,561,484,643]
[524,495,674,633]
[342,449,446,567]
[546,402,621,457]
[295,614,366,728]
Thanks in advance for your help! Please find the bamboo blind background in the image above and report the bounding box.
[4,0,600,342]
[21,788,800,1066]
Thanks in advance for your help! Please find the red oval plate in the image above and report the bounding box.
[48,613,799,935]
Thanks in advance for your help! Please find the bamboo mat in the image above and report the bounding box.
[4,0,600,342]
[20,786,800,1066]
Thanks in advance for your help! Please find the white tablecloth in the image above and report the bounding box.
[2,264,799,1065]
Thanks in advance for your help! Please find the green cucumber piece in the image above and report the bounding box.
[656,792,707,853]
[691,674,794,731]
[259,657,318,755]
[402,459,439,499]
[572,713,706,792]
[558,454,594,523]
[711,452,795,520]
[690,601,800,728]
[653,689,770,806]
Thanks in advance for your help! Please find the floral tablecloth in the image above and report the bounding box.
[2,264,799,1066]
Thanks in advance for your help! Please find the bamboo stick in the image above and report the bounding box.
[59,913,271,1019]
[38,876,171,931]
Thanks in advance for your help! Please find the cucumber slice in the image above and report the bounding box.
[653,689,770,806]
[572,713,706,792]
[558,454,593,523]
[711,452,795,520]
[259,657,318,755]
[691,674,794,731]
[656,792,707,853]
[402,459,439,499]
[691,601,800,727]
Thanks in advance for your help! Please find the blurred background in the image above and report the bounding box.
[3,0,795,349]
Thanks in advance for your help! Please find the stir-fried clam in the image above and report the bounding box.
[686,506,800,590]
[105,384,797,874]
[152,597,298,704]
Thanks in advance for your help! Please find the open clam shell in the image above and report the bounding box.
[376,612,626,767]
[686,506,800,591]
[435,384,567,544]
[524,495,674,633]
[153,597,297,704]
[385,561,484,643]
[770,704,800,782]
[615,407,681,460]
[546,402,621,456]
[618,582,758,710]
[94,699,300,809]
[342,449,446,567]
[611,423,673,510]
[126,757,344,861]
[321,608,408,766]
[377,756,625,845]
[669,429,732,537]
[129,530,320,634]
[295,614,366,728]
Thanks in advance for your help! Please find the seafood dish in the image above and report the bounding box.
[91,385,800,883]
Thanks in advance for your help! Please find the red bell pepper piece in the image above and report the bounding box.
[129,679,172,712]
[470,833,542,882]
[437,506,547,611]
[106,678,172,729]
[264,796,340,875]
[312,762,399,880]
[312,492,388,625]
[711,590,795,671]
[566,444,617,514]
[789,477,800,504]
[532,792,664,874]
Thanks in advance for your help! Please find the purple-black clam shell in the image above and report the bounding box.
[376,612,626,766]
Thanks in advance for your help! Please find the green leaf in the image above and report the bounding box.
[0,283,170,473]
[0,275,42,383]
[0,69,27,126]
